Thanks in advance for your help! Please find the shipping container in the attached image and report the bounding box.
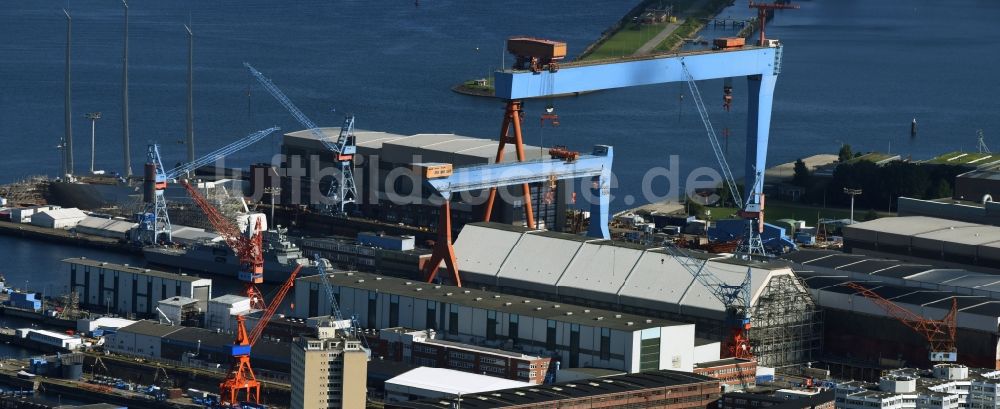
[713,37,745,49]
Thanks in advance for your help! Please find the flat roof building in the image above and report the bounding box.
[294,270,698,374]
[65,258,212,319]
[385,367,532,403]
[842,216,1000,271]
[448,222,822,368]
[386,369,721,409]
[291,331,368,409]
[281,128,566,233]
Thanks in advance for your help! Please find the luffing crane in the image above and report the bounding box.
[681,61,771,257]
[244,63,358,215]
[314,254,372,351]
[846,282,958,362]
[138,126,279,244]
[182,179,302,405]
[662,244,754,359]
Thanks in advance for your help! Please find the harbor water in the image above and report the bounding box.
[1,1,998,208]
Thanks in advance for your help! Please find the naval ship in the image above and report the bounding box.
[143,227,315,283]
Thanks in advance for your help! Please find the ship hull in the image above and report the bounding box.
[143,247,311,283]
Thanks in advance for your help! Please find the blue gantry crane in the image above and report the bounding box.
[138,127,280,244]
[420,145,613,286]
[244,63,358,215]
[491,39,785,256]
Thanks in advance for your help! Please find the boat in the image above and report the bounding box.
[143,227,314,283]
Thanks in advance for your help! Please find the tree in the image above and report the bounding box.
[838,144,853,162]
[926,178,953,199]
[792,158,811,187]
[863,209,879,221]
[686,198,705,217]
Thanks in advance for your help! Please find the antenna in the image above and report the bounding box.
[122,0,132,178]
[977,129,991,154]
[64,9,73,177]
[185,24,194,163]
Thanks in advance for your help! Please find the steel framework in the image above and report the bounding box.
[422,145,613,286]
[750,274,823,368]
[846,282,958,362]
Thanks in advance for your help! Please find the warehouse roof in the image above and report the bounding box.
[76,216,136,233]
[782,249,992,286]
[452,223,795,318]
[284,128,543,165]
[35,208,86,220]
[163,326,290,361]
[117,320,185,338]
[210,294,249,305]
[844,216,978,237]
[300,271,684,332]
[63,258,211,283]
[390,370,716,409]
[387,367,532,396]
[285,127,407,145]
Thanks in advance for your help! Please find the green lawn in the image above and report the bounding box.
[652,18,702,53]
[922,151,995,165]
[701,200,890,224]
[582,22,671,61]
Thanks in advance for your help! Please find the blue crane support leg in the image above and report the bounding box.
[744,74,776,212]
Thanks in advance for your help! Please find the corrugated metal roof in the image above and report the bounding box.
[63,258,210,283]
[300,271,683,331]
[452,223,794,318]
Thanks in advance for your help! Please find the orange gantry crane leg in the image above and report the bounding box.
[424,200,461,287]
[219,316,260,404]
[483,100,535,229]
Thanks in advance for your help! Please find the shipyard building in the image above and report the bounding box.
[293,270,722,374]
[785,248,1000,370]
[445,222,823,368]
[65,258,212,318]
[280,128,567,232]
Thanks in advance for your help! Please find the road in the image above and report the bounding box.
[633,0,713,55]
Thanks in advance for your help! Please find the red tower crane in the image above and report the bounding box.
[748,1,799,46]
[181,181,296,405]
[846,282,959,362]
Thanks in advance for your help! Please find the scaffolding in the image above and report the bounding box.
[750,274,824,368]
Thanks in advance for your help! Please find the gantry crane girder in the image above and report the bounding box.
[846,282,959,362]
[493,46,781,215]
[422,145,614,286]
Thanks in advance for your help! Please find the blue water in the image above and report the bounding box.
[2,1,1000,304]
[3,0,1000,204]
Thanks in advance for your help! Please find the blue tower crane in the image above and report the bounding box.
[662,244,754,359]
[244,63,358,215]
[491,41,785,256]
[138,127,279,244]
